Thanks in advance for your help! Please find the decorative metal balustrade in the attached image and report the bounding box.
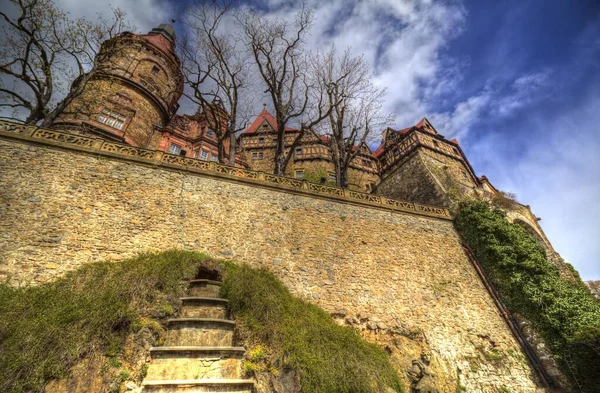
[0,119,451,219]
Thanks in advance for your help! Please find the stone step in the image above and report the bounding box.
[165,319,235,347]
[188,280,222,298]
[145,347,245,381]
[142,379,253,393]
[180,297,229,319]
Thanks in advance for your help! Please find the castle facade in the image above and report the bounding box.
[53,24,556,261]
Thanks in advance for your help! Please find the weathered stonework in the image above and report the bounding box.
[377,150,450,206]
[0,130,544,392]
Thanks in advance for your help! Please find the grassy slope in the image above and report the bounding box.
[221,263,403,393]
[0,250,207,393]
[0,252,403,393]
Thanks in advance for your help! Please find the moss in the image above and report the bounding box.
[454,200,600,391]
[0,250,208,393]
[221,263,403,393]
[301,166,336,186]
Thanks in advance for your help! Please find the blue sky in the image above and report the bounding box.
[53,0,600,279]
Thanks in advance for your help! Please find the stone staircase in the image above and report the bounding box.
[142,278,253,393]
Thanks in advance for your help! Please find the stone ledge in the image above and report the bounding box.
[142,379,254,386]
[181,297,229,303]
[168,318,236,326]
[0,120,452,220]
[189,279,222,286]
[150,346,245,353]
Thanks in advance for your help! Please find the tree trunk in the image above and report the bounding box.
[217,139,226,164]
[340,165,349,188]
[228,130,236,166]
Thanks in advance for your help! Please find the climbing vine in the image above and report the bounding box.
[454,200,600,392]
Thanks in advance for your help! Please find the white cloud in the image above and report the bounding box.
[55,0,172,32]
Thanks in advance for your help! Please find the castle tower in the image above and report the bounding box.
[375,118,480,206]
[52,24,183,149]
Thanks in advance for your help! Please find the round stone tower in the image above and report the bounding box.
[52,24,183,149]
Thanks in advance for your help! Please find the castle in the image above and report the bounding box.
[50,24,553,250]
[0,24,576,392]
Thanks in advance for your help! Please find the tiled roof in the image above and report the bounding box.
[242,107,297,134]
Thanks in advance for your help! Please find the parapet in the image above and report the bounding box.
[0,120,451,220]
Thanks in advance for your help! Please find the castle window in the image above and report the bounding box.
[258,152,264,159]
[196,150,208,160]
[207,129,214,137]
[295,147,302,155]
[168,143,182,155]
[97,109,126,130]
[210,153,218,162]
[151,65,160,75]
[252,152,258,159]
[295,170,304,179]
[259,137,265,144]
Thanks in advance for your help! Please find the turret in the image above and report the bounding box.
[375,118,481,207]
[51,24,184,148]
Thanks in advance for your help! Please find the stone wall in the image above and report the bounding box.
[377,150,451,207]
[0,129,543,393]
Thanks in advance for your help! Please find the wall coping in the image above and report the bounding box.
[0,120,452,220]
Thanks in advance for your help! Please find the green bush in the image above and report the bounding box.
[301,166,336,186]
[454,200,600,391]
[221,263,403,393]
[0,250,208,393]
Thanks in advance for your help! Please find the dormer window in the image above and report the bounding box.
[97,109,126,130]
[453,147,459,155]
[151,65,160,75]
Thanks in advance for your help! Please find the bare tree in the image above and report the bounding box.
[238,6,341,176]
[0,0,132,126]
[181,0,252,165]
[318,48,394,188]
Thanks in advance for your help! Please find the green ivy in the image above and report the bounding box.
[454,201,600,392]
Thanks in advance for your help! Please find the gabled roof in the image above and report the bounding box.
[242,107,297,135]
